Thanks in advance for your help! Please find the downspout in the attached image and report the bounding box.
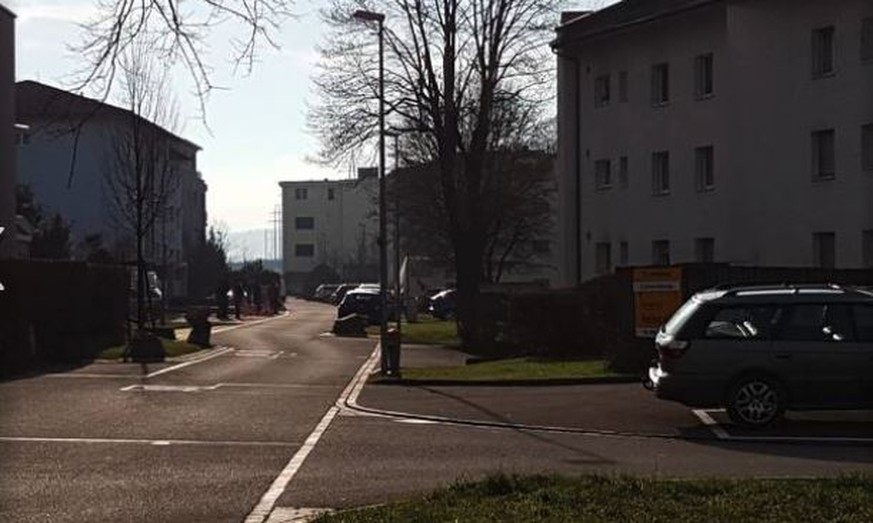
[551,46,583,287]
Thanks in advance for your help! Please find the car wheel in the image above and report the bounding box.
[725,376,786,428]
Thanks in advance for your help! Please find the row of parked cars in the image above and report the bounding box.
[312,283,457,324]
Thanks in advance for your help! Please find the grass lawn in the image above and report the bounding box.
[401,357,626,382]
[314,474,873,523]
[366,316,461,346]
[98,339,205,360]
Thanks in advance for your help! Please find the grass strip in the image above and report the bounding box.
[98,339,204,360]
[401,358,625,382]
[366,317,460,346]
[314,474,873,523]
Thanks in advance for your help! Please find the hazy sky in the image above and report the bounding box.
[6,0,613,234]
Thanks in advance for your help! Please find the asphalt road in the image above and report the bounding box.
[1,298,871,523]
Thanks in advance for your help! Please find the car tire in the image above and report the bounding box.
[725,375,786,428]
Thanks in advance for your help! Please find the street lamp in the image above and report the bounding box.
[353,9,391,375]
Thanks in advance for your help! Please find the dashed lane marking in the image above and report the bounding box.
[144,346,235,378]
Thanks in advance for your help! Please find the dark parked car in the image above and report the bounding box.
[646,283,873,427]
[337,288,381,324]
[428,289,456,320]
[330,283,359,305]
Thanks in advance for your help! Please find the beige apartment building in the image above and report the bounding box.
[553,0,873,286]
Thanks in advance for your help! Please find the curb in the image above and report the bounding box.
[368,375,641,387]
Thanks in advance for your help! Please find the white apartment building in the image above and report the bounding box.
[0,5,15,258]
[280,171,379,294]
[553,0,873,286]
[15,81,207,297]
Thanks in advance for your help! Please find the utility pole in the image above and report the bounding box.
[270,205,282,271]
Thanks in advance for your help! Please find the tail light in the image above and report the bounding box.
[657,339,689,359]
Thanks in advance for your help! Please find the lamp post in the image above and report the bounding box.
[352,9,390,374]
[384,131,401,340]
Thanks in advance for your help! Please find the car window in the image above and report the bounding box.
[776,304,855,342]
[853,305,873,342]
[663,298,700,335]
[703,306,779,340]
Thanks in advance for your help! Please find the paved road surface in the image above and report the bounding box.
[1,299,870,522]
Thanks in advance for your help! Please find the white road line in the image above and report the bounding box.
[692,409,731,440]
[0,436,296,447]
[144,346,235,378]
[212,312,290,335]
[244,344,381,523]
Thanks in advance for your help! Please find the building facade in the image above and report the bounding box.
[0,6,14,258]
[280,171,379,295]
[15,81,207,297]
[553,0,873,285]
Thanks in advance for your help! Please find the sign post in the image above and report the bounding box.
[633,267,683,337]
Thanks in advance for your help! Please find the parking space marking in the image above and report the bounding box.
[692,409,873,444]
[692,409,731,440]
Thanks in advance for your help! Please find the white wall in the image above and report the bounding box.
[555,0,873,285]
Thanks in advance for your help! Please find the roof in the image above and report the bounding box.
[698,283,873,304]
[0,4,14,19]
[15,80,200,151]
[553,0,720,48]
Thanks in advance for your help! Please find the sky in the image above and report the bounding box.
[6,0,614,237]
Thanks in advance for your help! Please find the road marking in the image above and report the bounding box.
[244,344,381,523]
[235,349,284,359]
[692,409,731,440]
[144,346,235,378]
[0,436,296,447]
[44,373,144,379]
[266,507,333,523]
[121,384,220,393]
[212,312,290,335]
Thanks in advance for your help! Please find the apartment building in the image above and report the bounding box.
[553,0,873,285]
[279,170,380,294]
[15,81,207,297]
[0,5,14,258]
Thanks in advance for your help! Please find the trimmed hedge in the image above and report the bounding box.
[0,260,128,373]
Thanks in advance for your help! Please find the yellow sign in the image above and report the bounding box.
[633,267,683,337]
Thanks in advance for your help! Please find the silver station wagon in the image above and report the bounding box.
[646,284,873,427]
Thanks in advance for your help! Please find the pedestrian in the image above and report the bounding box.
[253,283,263,315]
[233,281,244,320]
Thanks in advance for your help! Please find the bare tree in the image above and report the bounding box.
[74,0,295,109]
[103,45,180,330]
[311,0,560,344]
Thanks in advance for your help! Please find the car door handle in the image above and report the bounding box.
[774,353,792,360]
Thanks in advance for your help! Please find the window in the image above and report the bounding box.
[618,71,628,102]
[862,124,873,172]
[294,243,315,257]
[812,232,835,268]
[811,129,835,180]
[863,18,873,63]
[619,241,629,266]
[595,159,612,189]
[863,230,873,267]
[777,304,854,342]
[695,238,715,263]
[594,75,610,107]
[652,151,670,194]
[595,242,612,274]
[295,216,315,230]
[328,187,336,201]
[652,240,670,266]
[619,156,629,188]
[855,305,873,342]
[812,26,835,77]
[695,146,715,191]
[651,63,669,105]
[694,53,714,98]
[704,306,779,340]
[295,187,308,200]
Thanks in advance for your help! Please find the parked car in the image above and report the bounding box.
[428,289,456,320]
[313,283,340,302]
[645,283,873,427]
[337,288,381,324]
[330,283,359,305]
